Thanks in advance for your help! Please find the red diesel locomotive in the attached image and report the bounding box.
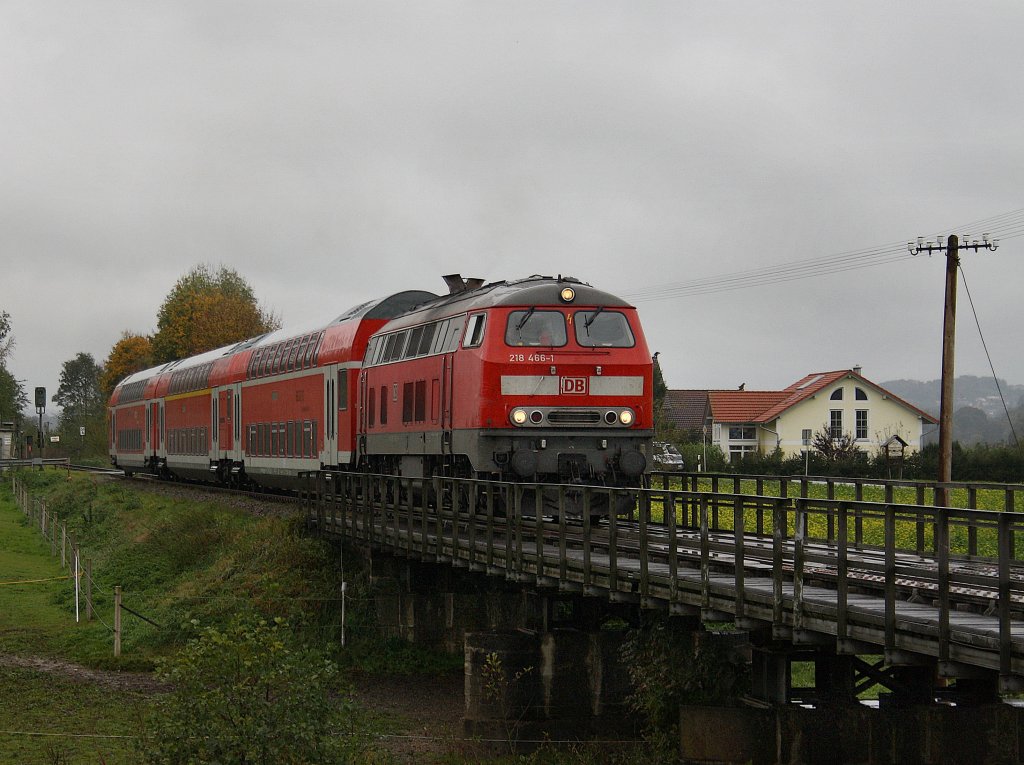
[109,274,654,510]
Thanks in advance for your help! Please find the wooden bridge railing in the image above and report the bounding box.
[300,470,1024,684]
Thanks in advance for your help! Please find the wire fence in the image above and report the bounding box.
[4,475,386,655]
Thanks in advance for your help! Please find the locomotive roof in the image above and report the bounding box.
[381,275,633,328]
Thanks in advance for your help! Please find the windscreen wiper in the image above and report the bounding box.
[584,305,605,329]
[515,307,537,332]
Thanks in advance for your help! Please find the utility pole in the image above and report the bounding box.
[908,233,998,506]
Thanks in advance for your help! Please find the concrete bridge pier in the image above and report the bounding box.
[463,627,634,749]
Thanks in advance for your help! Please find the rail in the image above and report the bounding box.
[301,471,1024,688]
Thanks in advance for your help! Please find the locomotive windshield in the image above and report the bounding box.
[505,310,567,347]
[574,310,635,347]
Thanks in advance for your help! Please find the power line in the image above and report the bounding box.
[622,207,1023,303]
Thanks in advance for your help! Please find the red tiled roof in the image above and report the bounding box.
[668,371,939,426]
[708,391,790,423]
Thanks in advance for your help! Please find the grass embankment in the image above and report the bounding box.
[0,470,459,764]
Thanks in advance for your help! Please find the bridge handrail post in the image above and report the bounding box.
[392,476,401,549]
[852,482,864,548]
[639,489,650,602]
[405,478,415,557]
[755,479,766,535]
[342,473,352,540]
[558,486,567,582]
[667,491,679,604]
[582,487,593,588]
[837,501,849,644]
[937,506,951,663]
[999,511,1013,680]
[1007,489,1016,562]
[771,498,786,630]
[733,494,745,621]
[434,476,444,561]
[967,487,979,556]
[884,503,896,650]
[468,481,478,568]
[318,472,325,532]
[825,481,836,543]
[793,497,806,633]
[699,494,710,610]
[449,476,460,563]
[485,482,495,569]
[608,487,619,594]
[534,484,544,580]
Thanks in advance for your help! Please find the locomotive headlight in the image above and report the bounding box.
[510,408,528,426]
[559,287,576,303]
[619,409,635,426]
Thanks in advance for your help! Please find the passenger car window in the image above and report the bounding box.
[574,310,634,347]
[505,310,567,347]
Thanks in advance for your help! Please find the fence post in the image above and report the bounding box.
[85,559,93,621]
[51,514,57,557]
[114,586,122,657]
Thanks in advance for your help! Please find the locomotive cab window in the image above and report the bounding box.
[574,310,634,348]
[464,314,486,348]
[505,310,566,347]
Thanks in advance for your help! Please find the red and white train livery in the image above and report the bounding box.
[109,274,654,505]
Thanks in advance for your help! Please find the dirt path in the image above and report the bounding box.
[0,653,169,694]
[1,652,472,762]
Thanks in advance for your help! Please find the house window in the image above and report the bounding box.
[830,410,843,439]
[830,388,843,400]
[855,387,868,401]
[856,410,868,440]
[729,445,758,461]
[728,425,756,440]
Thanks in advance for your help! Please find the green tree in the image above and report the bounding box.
[151,265,279,363]
[0,311,27,426]
[140,617,367,765]
[53,352,106,454]
[0,365,27,423]
[100,331,154,399]
[0,310,13,365]
[652,352,670,436]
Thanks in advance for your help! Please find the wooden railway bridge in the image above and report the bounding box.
[302,470,1024,763]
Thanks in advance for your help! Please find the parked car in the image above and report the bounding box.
[653,441,684,470]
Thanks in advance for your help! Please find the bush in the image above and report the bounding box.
[139,616,369,765]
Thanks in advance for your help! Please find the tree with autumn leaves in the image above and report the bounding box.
[98,265,278,399]
[151,265,280,364]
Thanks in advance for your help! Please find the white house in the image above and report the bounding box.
[668,368,937,462]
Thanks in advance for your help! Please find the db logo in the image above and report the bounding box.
[560,376,588,395]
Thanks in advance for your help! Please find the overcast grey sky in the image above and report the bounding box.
[3,1,1022,409]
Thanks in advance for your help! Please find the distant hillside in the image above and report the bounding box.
[881,376,1024,446]
[881,376,1024,420]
